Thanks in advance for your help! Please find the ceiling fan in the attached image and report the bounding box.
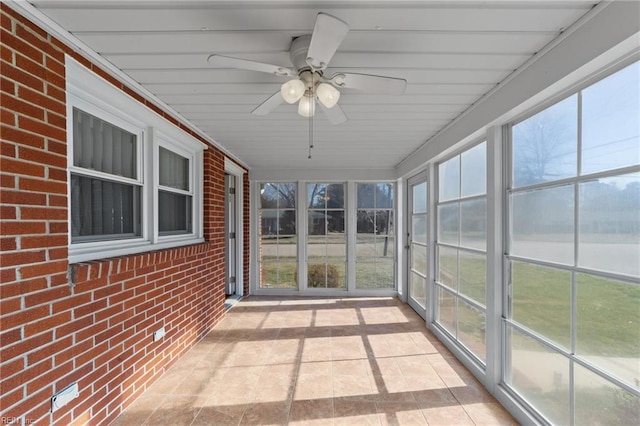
[207,13,407,124]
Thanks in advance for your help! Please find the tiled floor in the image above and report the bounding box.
[112,296,519,425]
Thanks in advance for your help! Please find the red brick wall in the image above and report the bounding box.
[0,4,249,425]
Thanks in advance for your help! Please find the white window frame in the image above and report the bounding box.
[154,133,198,242]
[67,97,146,244]
[66,56,205,263]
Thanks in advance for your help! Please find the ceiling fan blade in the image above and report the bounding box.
[319,101,347,125]
[306,13,349,71]
[207,54,295,77]
[330,73,407,95]
[251,91,284,116]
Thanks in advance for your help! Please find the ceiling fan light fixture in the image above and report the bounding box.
[298,94,316,117]
[316,82,340,108]
[281,79,306,104]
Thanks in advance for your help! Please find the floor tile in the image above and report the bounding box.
[112,296,517,426]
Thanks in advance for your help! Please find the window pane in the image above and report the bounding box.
[356,183,375,208]
[159,191,192,235]
[307,183,344,208]
[581,62,640,175]
[307,263,345,289]
[357,210,376,234]
[574,363,640,425]
[260,262,297,289]
[459,251,486,306]
[507,326,570,425]
[460,198,486,250]
[512,95,577,187]
[576,273,640,390]
[356,258,394,289]
[461,142,487,197]
[410,273,427,309]
[458,300,486,361]
[261,210,296,237]
[412,214,427,244]
[511,262,571,350]
[438,202,459,245]
[511,185,574,265]
[70,175,140,241]
[439,156,460,201]
[438,246,457,290]
[437,286,456,335]
[375,183,394,208]
[73,108,137,179]
[159,147,189,191]
[412,182,427,213]
[411,243,427,277]
[579,174,640,277]
[261,182,296,208]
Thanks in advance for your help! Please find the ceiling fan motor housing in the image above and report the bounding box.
[290,35,313,72]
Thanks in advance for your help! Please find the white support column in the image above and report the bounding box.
[485,125,504,394]
[346,181,356,292]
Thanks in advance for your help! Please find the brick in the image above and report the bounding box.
[18,115,66,142]
[25,285,70,308]
[0,386,23,414]
[1,221,46,235]
[0,59,44,92]
[0,304,49,332]
[1,92,45,120]
[48,167,67,182]
[74,299,107,320]
[0,189,46,205]
[56,315,92,339]
[0,296,21,315]
[1,108,15,126]
[18,145,66,168]
[21,234,67,249]
[0,236,16,251]
[0,267,16,283]
[1,141,16,156]
[0,277,47,298]
[49,221,68,233]
[27,335,72,365]
[19,259,67,279]
[19,177,66,194]
[16,24,61,62]
[0,157,45,177]
[0,249,46,266]
[0,125,45,149]
[0,173,16,188]
[48,140,66,156]
[18,85,65,116]
[0,28,43,63]
[46,82,65,103]
[24,310,72,338]
[47,110,66,128]
[48,248,68,262]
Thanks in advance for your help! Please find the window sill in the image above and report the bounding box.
[69,237,205,264]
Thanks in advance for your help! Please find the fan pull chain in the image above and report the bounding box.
[308,109,313,159]
[308,73,314,159]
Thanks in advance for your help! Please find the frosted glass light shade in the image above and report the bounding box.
[298,95,315,117]
[316,83,340,108]
[281,79,305,104]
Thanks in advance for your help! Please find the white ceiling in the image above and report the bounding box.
[30,0,597,171]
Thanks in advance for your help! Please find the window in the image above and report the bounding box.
[307,183,346,289]
[505,61,639,425]
[436,142,487,363]
[70,108,142,242]
[158,146,192,235]
[67,57,205,263]
[258,183,297,288]
[356,183,395,289]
